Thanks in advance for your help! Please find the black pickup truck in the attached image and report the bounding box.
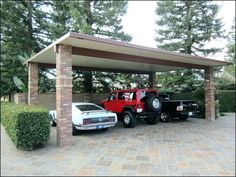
[158,93,199,122]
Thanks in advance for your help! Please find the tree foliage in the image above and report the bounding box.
[155,0,224,56]
[155,1,224,92]
[1,0,48,97]
[1,0,133,97]
[216,18,235,90]
[45,0,132,93]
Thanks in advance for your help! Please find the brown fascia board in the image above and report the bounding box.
[69,32,230,66]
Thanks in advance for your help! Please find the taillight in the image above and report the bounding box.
[137,104,143,113]
[83,119,91,125]
[176,105,183,111]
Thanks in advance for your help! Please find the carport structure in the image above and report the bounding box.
[26,32,230,146]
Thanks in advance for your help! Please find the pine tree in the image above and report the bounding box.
[1,0,49,97]
[155,1,224,56]
[155,1,224,92]
[47,0,132,93]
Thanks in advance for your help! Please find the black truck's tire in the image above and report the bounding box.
[49,114,56,127]
[146,95,162,112]
[179,115,189,120]
[122,111,136,128]
[72,123,78,135]
[160,112,170,123]
[146,114,160,124]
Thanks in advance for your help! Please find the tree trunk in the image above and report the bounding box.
[26,0,33,55]
[83,0,93,94]
[185,1,192,55]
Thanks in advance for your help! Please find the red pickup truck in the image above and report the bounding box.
[100,88,162,128]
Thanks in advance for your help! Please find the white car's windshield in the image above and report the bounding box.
[76,104,103,111]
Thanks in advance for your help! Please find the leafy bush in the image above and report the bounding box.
[1,102,50,150]
[218,90,235,112]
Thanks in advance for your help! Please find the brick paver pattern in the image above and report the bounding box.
[1,113,235,176]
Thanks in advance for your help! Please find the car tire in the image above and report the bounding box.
[179,115,189,120]
[72,123,78,135]
[146,95,162,112]
[122,111,136,128]
[146,114,160,124]
[49,114,56,127]
[160,112,170,123]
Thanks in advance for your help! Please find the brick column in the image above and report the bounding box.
[56,44,72,146]
[148,72,156,88]
[204,66,215,121]
[28,62,38,105]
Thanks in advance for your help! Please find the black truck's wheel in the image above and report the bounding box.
[122,111,136,128]
[146,114,160,124]
[146,95,162,112]
[160,112,170,123]
[179,115,189,120]
[49,114,56,127]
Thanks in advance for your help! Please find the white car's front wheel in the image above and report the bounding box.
[72,123,78,136]
[49,114,56,127]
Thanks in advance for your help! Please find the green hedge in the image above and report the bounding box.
[1,102,50,150]
[218,90,235,112]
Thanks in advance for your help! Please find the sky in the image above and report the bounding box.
[122,1,235,61]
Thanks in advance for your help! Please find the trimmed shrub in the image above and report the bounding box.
[1,102,50,150]
[218,90,235,112]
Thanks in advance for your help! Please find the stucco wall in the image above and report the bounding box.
[37,92,108,110]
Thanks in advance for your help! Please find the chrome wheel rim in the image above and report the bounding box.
[124,114,131,124]
[161,112,168,121]
[50,116,53,125]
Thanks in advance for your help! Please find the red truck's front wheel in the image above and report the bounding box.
[122,111,136,128]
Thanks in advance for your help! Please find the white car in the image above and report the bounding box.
[49,102,117,135]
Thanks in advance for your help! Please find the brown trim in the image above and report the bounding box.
[72,47,207,69]
[38,63,152,74]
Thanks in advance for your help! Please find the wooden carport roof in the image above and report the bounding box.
[26,31,230,73]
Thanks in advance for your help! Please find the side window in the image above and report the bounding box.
[128,92,136,100]
[109,92,116,101]
[131,92,136,100]
[140,90,146,99]
[118,92,125,100]
[117,92,136,100]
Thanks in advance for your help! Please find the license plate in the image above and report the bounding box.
[188,112,193,116]
[96,125,104,129]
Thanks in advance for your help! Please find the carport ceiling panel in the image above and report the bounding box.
[72,55,183,72]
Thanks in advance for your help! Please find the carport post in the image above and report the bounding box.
[204,66,215,121]
[28,62,38,105]
[55,44,72,146]
[149,72,156,88]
